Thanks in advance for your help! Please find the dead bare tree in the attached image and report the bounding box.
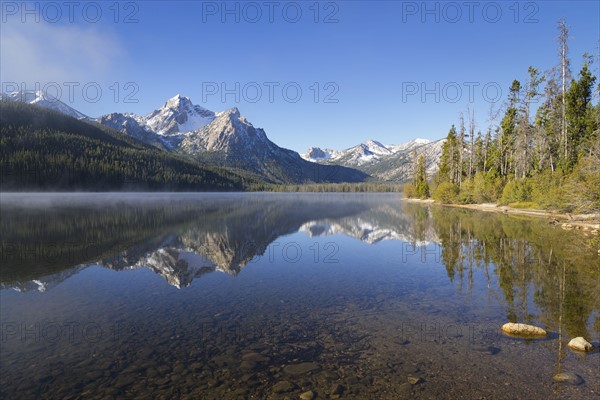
[458,112,465,187]
[557,19,571,161]
[467,107,476,179]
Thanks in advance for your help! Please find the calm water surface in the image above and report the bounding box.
[1,193,598,399]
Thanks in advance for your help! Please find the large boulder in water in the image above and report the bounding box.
[567,337,594,352]
[501,322,547,337]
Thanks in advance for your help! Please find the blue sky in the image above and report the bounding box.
[1,1,598,152]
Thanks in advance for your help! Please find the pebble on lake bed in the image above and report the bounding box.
[567,337,594,352]
[283,362,320,376]
[300,390,315,400]
[501,322,547,337]
[553,372,584,386]
[272,381,295,393]
[407,376,423,385]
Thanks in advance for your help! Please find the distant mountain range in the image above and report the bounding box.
[301,138,445,182]
[2,90,444,184]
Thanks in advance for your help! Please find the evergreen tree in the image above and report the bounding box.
[534,76,561,172]
[437,125,459,184]
[565,57,597,167]
[473,131,485,174]
[413,155,430,198]
[499,80,521,176]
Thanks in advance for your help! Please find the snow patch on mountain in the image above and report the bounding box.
[303,147,339,161]
[387,138,430,153]
[2,90,89,120]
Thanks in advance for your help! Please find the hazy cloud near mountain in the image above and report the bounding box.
[1,22,125,87]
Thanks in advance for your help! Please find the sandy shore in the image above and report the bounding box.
[402,198,600,234]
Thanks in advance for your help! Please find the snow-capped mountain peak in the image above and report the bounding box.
[216,107,241,118]
[2,90,89,120]
[362,140,392,155]
[180,105,272,154]
[165,93,188,106]
[302,147,338,161]
[143,94,215,135]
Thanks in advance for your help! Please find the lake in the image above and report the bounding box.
[1,193,598,399]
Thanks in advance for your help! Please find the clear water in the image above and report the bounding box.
[1,193,598,399]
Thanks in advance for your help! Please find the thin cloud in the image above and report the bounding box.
[1,22,126,87]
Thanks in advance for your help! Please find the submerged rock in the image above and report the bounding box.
[241,352,270,363]
[398,382,413,396]
[553,372,584,385]
[501,323,547,337]
[300,390,315,400]
[239,361,257,372]
[272,380,294,393]
[330,383,344,395]
[567,337,594,352]
[283,362,320,376]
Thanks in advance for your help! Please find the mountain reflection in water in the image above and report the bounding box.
[0,193,598,399]
[1,193,598,339]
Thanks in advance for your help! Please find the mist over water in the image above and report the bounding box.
[1,193,598,399]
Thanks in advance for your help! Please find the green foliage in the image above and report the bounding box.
[436,125,460,184]
[412,155,430,198]
[402,154,430,199]
[415,181,429,199]
[560,155,600,213]
[472,171,503,203]
[565,60,598,168]
[456,179,474,204]
[529,169,566,210]
[432,181,459,203]
[403,183,416,198]
[499,180,532,205]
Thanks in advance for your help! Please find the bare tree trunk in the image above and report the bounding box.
[523,99,529,179]
[558,19,570,161]
[500,135,505,176]
[484,105,497,174]
[483,133,489,172]
[468,107,475,179]
[458,113,465,187]
[450,141,455,184]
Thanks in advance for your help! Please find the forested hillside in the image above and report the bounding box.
[406,20,599,214]
[0,101,264,191]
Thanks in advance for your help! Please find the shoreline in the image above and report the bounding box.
[401,198,600,234]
